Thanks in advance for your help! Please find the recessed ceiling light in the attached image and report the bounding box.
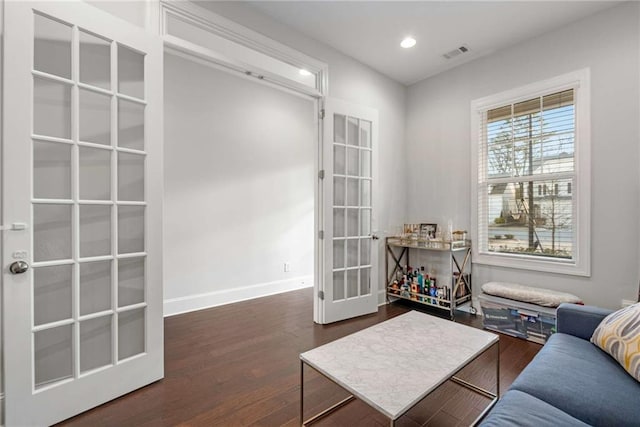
[400,37,417,49]
[299,69,312,76]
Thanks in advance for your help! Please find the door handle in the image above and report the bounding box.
[9,260,29,274]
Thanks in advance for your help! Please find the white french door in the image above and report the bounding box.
[316,99,379,324]
[2,2,163,425]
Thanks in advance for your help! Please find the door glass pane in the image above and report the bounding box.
[80,315,112,373]
[34,324,73,389]
[80,260,112,315]
[79,89,111,145]
[79,146,111,200]
[118,308,145,360]
[118,100,145,151]
[34,264,72,326]
[333,114,345,144]
[360,120,372,148]
[118,257,145,307]
[333,177,345,206]
[34,14,71,79]
[333,239,345,269]
[333,145,345,175]
[118,152,144,201]
[80,205,111,258]
[118,45,144,99]
[347,147,359,176]
[347,269,358,298]
[361,179,371,207]
[361,239,371,265]
[360,267,371,296]
[347,117,359,146]
[347,208,359,237]
[347,239,358,267]
[34,140,71,199]
[118,206,144,254]
[332,270,344,301]
[79,30,111,89]
[333,208,345,237]
[347,178,358,206]
[361,150,371,178]
[361,209,371,236]
[34,204,72,262]
[34,77,71,139]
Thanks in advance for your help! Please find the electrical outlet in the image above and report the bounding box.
[284,262,291,272]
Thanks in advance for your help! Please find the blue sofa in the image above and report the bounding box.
[480,303,640,426]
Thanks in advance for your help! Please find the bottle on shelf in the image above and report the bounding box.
[417,267,425,302]
[424,272,431,304]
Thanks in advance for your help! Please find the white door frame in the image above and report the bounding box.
[152,0,336,322]
[152,1,382,325]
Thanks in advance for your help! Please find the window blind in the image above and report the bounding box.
[477,89,576,260]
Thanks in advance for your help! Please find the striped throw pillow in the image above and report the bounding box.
[591,302,640,382]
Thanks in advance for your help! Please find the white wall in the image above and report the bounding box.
[196,1,408,304]
[405,2,640,309]
[163,54,316,315]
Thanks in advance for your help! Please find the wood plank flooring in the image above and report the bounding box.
[59,289,541,426]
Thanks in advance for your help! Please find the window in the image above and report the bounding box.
[471,69,591,276]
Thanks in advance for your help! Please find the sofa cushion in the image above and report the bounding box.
[509,333,640,426]
[591,302,640,382]
[480,390,589,427]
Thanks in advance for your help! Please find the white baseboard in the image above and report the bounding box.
[163,276,313,317]
[1,392,4,427]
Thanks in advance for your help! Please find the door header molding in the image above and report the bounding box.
[157,0,328,98]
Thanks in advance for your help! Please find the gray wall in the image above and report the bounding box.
[405,2,640,309]
[163,54,316,314]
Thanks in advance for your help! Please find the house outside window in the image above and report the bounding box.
[471,69,591,276]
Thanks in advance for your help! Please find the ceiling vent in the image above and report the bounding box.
[443,45,469,60]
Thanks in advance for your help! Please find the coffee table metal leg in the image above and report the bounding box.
[300,359,304,427]
[300,360,356,426]
[449,340,500,426]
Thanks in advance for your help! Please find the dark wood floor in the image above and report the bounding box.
[59,288,541,427]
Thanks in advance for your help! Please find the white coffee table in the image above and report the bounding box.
[300,310,499,426]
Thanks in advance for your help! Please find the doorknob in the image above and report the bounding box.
[9,260,29,274]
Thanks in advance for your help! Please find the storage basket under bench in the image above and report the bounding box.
[478,282,582,344]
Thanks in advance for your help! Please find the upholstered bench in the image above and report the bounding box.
[479,282,582,343]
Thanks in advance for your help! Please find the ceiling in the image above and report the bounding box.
[239,1,620,86]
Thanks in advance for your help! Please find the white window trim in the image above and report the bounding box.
[470,68,591,277]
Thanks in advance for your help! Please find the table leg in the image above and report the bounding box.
[496,340,500,397]
[300,359,304,426]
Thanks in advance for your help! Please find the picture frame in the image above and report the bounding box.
[420,223,438,239]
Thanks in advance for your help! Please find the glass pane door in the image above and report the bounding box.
[319,99,378,324]
[31,13,148,389]
[3,2,162,424]
[331,114,373,301]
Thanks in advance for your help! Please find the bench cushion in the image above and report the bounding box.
[482,282,582,307]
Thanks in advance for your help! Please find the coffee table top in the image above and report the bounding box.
[300,310,498,420]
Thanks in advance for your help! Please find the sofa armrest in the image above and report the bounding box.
[556,303,614,340]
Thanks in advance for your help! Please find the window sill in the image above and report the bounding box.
[473,250,590,277]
